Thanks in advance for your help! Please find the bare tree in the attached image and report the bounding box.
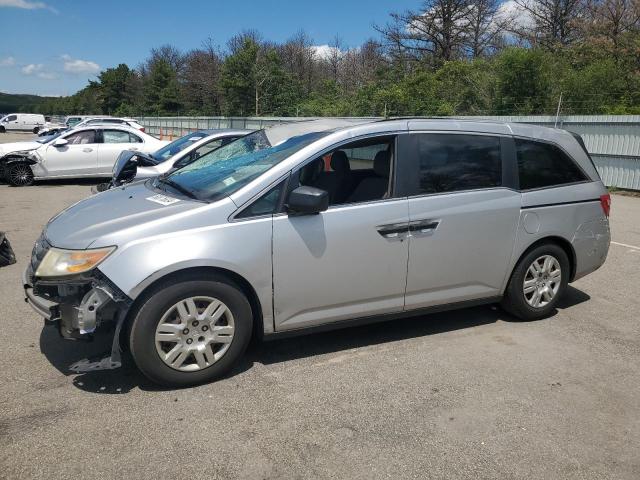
[376,0,473,64]
[279,30,315,93]
[181,38,223,114]
[466,0,508,57]
[584,0,640,47]
[509,0,588,48]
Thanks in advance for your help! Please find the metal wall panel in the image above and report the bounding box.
[135,115,640,190]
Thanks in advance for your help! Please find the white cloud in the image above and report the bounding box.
[61,54,100,74]
[0,0,57,12]
[37,71,57,79]
[21,63,43,75]
[312,44,343,60]
[0,56,15,67]
[497,0,534,30]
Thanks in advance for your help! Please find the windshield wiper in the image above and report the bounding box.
[157,177,199,200]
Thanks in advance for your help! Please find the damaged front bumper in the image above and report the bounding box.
[23,237,132,371]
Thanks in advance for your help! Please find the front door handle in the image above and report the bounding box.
[409,219,440,236]
[376,223,409,240]
[82,148,93,153]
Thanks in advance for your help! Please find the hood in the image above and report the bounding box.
[45,182,203,249]
[0,141,42,156]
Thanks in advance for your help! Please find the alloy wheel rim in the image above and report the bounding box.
[9,165,33,186]
[523,255,561,308]
[154,296,235,372]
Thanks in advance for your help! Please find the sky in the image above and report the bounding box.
[0,0,419,96]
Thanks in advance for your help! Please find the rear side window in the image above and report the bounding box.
[516,139,587,190]
[415,134,502,194]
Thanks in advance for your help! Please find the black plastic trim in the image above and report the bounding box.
[521,198,601,209]
[264,296,502,340]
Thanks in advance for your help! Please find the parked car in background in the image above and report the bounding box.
[0,125,167,186]
[23,118,610,386]
[0,113,46,133]
[75,117,145,132]
[105,129,251,190]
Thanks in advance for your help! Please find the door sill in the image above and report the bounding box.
[265,296,502,341]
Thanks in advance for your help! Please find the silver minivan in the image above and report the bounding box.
[23,119,611,386]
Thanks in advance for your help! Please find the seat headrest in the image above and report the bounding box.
[330,150,350,173]
[373,150,390,177]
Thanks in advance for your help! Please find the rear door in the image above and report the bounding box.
[403,132,521,310]
[96,129,144,174]
[41,129,98,176]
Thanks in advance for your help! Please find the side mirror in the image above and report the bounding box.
[286,186,329,215]
[53,138,68,147]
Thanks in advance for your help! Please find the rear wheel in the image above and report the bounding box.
[501,243,569,320]
[129,276,253,387]
[32,127,40,134]
[7,163,34,186]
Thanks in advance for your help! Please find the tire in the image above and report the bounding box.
[33,127,40,134]
[501,243,569,321]
[0,126,5,133]
[7,163,34,187]
[129,275,253,387]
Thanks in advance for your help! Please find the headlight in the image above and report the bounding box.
[35,246,116,277]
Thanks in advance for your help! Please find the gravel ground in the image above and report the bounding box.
[1,132,639,479]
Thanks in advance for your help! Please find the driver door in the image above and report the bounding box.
[272,135,410,331]
[42,129,98,176]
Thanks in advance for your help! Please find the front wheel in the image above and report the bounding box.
[0,126,5,133]
[501,243,569,320]
[7,163,34,186]
[129,276,253,387]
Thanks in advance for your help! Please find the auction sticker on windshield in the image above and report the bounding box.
[146,194,181,206]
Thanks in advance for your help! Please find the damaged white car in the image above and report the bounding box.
[0,125,166,186]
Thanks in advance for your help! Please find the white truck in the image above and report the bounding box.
[0,113,46,133]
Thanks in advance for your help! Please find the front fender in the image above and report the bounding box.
[1,154,38,166]
[95,215,274,333]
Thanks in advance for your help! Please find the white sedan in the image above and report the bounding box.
[0,125,167,186]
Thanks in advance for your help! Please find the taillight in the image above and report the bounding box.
[139,127,145,132]
[600,193,611,217]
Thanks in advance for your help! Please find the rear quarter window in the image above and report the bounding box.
[516,139,587,190]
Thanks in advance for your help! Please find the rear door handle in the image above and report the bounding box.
[409,219,440,236]
[376,223,409,240]
[82,148,93,153]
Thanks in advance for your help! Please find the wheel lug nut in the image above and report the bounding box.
[202,325,209,331]
[183,328,189,335]
[186,338,193,344]
[192,321,199,327]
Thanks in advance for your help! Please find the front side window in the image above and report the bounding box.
[103,129,132,144]
[159,130,328,201]
[296,136,394,205]
[64,130,96,145]
[516,139,587,190]
[6,115,17,122]
[415,134,502,194]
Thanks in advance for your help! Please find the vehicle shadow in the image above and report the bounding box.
[39,286,591,394]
